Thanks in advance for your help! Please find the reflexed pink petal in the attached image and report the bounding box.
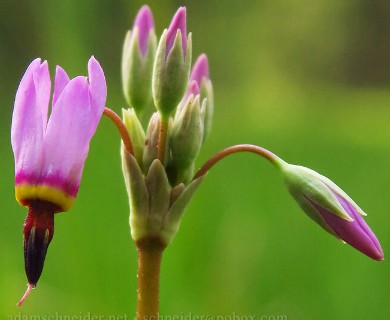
[133,5,154,56]
[190,54,209,85]
[88,56,107,126]
[41,76,93,190]
[12,59,47,180]
[166,7,187,57]
[52,66,70,108]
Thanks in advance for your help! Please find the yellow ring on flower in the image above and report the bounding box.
[15,184,75,212]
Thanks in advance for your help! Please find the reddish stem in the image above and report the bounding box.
[103,108,134,155]
[193,144,281,180]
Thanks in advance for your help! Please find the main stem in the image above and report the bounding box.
[136,238,166,320]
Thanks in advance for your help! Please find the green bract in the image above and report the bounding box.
[121,151,204,244]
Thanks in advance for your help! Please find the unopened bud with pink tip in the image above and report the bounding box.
[170,94,204,184]
[279,160,384,261]
[152,7,192,118]
[122,5,157,113]
[188,54,213,142]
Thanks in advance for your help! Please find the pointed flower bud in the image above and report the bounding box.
[171,95,204,177]
[122,5,157,113]
[279,161,383,261]
[190,54,214,142]
[152,7,192,118]
[12,57,107,299]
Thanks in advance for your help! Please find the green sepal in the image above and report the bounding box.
[280,162,355,221]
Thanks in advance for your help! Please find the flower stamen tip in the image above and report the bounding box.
[17,283,34,307]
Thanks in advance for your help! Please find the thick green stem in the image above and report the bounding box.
[136,237,166,320]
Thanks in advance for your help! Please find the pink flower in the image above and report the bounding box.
[12,56,106,302]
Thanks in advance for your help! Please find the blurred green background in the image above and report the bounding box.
[1,0,390,319]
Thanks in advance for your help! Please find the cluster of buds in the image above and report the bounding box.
[121,6,213,245]
[120,6,383,260]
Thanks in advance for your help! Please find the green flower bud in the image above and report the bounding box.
[122,6,157,113]
[171,95,204,171]
[152,8,192,118]
[279,160,383,260]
